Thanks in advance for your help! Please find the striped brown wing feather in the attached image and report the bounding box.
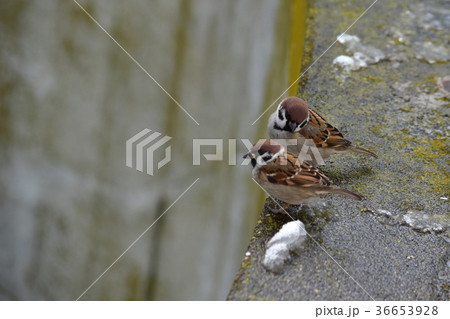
[260,153,332,187]
[300,109,351,149]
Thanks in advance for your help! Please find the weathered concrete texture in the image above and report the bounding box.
[228,0,449,300]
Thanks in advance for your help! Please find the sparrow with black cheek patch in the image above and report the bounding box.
[243,140,363,205]
[267,96,377,165]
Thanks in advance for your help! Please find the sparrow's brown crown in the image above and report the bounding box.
[281,97,309,124]
[250,140,284,156]
[244,140,285,167]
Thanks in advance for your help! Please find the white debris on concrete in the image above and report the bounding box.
[262,220,307,272]
[403,210,447,234]
[333,34,385,78]
[333,54,368,73]
[337,33,385,63]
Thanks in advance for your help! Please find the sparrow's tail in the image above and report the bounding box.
[348,145,378,158]
[331,186,364,201]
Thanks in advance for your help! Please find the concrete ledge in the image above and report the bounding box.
[228,0,449,301]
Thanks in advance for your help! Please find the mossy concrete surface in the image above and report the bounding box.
[228,0,449,300]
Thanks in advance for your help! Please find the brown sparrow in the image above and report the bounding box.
[243,140,363,205]
[267,96,377,165]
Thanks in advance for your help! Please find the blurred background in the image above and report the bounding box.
[0,0,307,300]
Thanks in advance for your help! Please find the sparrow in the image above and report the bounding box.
[243,140,363,205]
[267,96,377,165]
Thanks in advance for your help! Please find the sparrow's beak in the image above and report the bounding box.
[243,152,255,159]
[289,121,298,133]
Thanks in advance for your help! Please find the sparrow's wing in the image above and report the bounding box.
[299,109,351,149]
[261,153,332,187]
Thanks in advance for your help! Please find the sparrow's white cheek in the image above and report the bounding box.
[277,119,287,131]
[256,156,267,166]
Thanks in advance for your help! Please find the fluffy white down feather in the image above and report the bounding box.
[262,220,307,272]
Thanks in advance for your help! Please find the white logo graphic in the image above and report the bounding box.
[126,129,172,175]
